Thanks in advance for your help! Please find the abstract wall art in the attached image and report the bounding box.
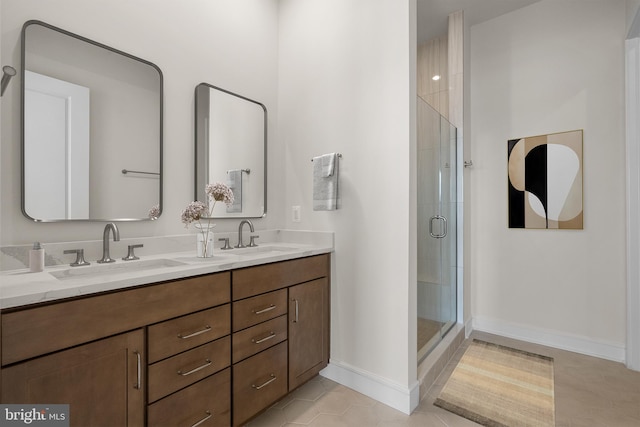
[507,130,583,229]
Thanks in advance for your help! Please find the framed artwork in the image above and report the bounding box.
[507,129,583,229]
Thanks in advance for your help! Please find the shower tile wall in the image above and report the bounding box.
[417,35,448,120]
[447,10,463,130]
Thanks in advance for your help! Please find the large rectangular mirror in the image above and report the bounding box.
[195,83,266,218]
[21,20,163,222]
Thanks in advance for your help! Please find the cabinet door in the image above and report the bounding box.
[288,278,329,390]
[2,329,145,427]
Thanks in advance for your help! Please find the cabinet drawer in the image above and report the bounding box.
[232,315,287,363]
[232,254,329,300]
[148,336,230,403]
[148,367,231,427]
[233,341,288,427]
[232,289,287,332]
[148,305,230,363]
[2,271,230,365]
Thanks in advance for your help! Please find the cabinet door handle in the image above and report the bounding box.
[253,304,276,315]
[252,332,276,344]
[178,325,212,339]
[292,299,299,323]
[134,351,141,390]
[190,411,212,427]
[177,359,212,376]
[252,374,277,390]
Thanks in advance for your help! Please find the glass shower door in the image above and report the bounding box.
[417,97,457,361]
[438,112,457,340]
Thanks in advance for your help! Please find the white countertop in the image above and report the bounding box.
[0,236,333,310]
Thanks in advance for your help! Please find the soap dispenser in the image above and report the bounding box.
[29,242,45,272]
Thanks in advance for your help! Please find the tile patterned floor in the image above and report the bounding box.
[246,331,640,426]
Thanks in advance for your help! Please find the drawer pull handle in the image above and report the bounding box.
[253,305,276,315]
[178,359,212,376]
[190,411,212,427]
[178,325,212,339]
[252,374,277,390]
[134,351,141,390]
[252,332,276,344]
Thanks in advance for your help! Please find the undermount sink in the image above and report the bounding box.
[230,245,299,255]
[50,258,186,280]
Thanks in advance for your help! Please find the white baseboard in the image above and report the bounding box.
[320,360,419,415]
[464,317,473,338]
[472,316,626,363]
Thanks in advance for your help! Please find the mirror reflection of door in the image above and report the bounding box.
[21,20,163,222]
[24,70,90,219]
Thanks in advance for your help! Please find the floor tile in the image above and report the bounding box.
[247,332,640,426]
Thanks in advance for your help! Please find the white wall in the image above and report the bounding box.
[278,0,418,410]
[0,0,281,246]
[628,0,640,35]
[470,0,627,360]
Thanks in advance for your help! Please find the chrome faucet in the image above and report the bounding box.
[97,223,120,263]
[235,220,254,248]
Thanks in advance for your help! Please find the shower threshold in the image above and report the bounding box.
[418,318,455,363]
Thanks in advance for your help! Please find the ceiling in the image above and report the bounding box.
[417,0,542,43]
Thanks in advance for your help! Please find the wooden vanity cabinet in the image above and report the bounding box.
[0,253,330,427]
[231,254,330,426]
[1,272,231,427]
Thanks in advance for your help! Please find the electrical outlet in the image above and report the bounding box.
[292,205,301,222]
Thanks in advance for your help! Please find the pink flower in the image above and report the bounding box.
[148,204,160,220]
[181,201,207,227]
[205,182,234,206]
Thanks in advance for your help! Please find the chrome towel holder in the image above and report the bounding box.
[311,153,342,162]
[122,169,160,176]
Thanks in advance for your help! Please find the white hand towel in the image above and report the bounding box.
[226,169,242,213]
[313,153,339,211]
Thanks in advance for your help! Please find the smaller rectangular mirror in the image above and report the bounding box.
[195,83,267,218]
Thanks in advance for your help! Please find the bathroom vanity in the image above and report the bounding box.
[0,250,330,427]
[4,17,330,426]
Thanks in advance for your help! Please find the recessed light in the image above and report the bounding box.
[432,75,440,81]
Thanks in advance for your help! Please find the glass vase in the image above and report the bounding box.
[195,223,215,258]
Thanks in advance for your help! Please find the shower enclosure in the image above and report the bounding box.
[417,96,457,362]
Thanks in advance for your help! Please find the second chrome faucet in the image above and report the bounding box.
[97,222,120,263]
[235,219,259,248]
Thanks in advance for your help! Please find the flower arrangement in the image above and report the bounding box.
[148,204,160,220]
[181,183,234,257]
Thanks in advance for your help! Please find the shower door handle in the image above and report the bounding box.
[429,215,447,238]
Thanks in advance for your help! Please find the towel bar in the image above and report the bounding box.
[122,169,160,176]
[311,153,342,162]
[227,169,250,174]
